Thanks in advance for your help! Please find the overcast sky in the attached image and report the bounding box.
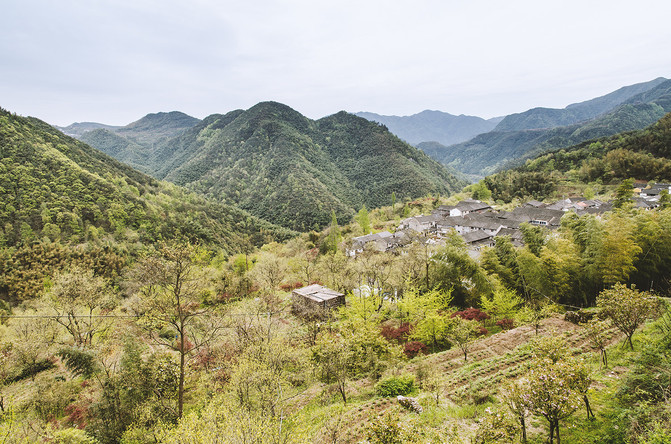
[2,0,670,126]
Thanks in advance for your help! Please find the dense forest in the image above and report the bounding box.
[0,108,295,302]
[80,102,465,232]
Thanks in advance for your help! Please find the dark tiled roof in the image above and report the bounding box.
[461,231,493,244]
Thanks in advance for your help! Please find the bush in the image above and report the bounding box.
[375,375,415,397]
[452,308,490,322]
[403,341,427,358]
[496,318,515,330]
[381,323,412,344]
[58,347,98,378]
[11,358,55,382]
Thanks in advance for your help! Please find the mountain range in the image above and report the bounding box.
[483,110,671,203]
[417,78,671,177]
[70,102,465,231]
[354,110,502,146]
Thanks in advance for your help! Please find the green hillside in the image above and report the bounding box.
[484,111,671,202]
[431,100,670,177]
[87,102,465,231]
[494,77,667,132]
[0,107,295,300]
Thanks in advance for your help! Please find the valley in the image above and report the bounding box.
[1,78,671,443]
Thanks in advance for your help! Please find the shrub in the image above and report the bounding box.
[58,347,98,378]
[375,375,416,397]
[496,318,515,330]
[452,308,490,323]
[381,323,412,344]
[403,341,427,358]
[477,326,489,336]
[11,358,55,382]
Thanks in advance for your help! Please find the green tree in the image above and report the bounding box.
[446,317,479,361]
[323,210,342,254]
[519,223,546,257]
[596,283,656,350]
[480,288,523,323]
[42,266,115,347]
[583,318,611,367]
[524,358,585,444]
[356,205,371,234]
[469,180,492,201]
[613,178,635,209]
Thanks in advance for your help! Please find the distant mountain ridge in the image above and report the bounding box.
[494,77,668,132]
[424,78,671,177]
[355,110,499,146]
[83,102,466,231]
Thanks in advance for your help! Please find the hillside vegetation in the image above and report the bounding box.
[484,112,671,202]
[85,102,465,231]
[494,77,668,132]
[1,190,670,443]
[0,107,295,302]
[427,79,671,176]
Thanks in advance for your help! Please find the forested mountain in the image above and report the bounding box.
[75,111,201,171]
[355,110,499,146]
[494,77,667,131]
[484,111,671,202]
[0,106,295,300]
[427,80,671,177]
[87,102,465,231]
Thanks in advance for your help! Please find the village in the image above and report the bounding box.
[347,182,670,258]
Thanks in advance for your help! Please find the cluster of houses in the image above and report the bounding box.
[348,183,670,258]
[294,184,669,316]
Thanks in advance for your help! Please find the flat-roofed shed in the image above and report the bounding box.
[291,284,345,315]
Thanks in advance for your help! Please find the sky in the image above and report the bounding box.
[2,0,671,126]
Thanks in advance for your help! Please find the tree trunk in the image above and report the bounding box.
[178,329,185,418]
[549,421,554,444]
[555,420,561,444]
[521,415,527,443]
[338,380,347,404]
[584,395,594,419]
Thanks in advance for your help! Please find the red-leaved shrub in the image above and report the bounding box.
[403,341,428,358]
[280,281,305,292]
[380,322,412,344]
[496,318,515,330]
[451,307,490,322]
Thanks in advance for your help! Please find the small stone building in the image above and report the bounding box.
[291,284,345,316]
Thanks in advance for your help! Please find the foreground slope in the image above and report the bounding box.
[89,102,465,231]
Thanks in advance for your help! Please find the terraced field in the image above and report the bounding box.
[304,315,622,443]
